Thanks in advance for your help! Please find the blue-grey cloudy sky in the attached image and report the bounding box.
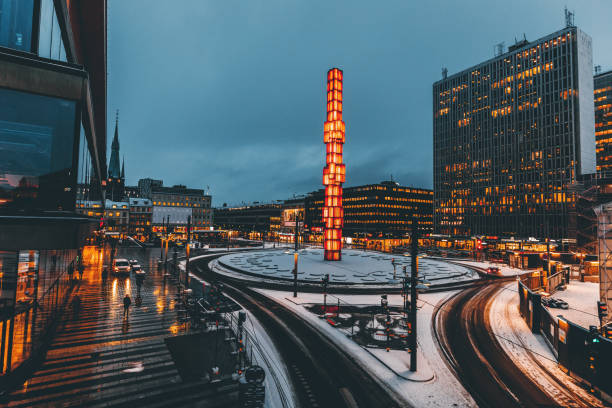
[107,0,612,206]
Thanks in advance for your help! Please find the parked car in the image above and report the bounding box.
[112,258,130,275]
[541,297,569,309]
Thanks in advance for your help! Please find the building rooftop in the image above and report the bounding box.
[152,185,206,196]
[595,69,612,80]
[434,26,579,85]
[105,199,129,208]
[129,198,152,206]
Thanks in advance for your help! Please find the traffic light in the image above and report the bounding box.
[604,324,612,340]
[586,325,600,375]
[597,301,608,321]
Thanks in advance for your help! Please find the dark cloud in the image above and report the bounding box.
[107,0,611,206]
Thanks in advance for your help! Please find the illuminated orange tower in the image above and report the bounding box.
[322,68,346,261]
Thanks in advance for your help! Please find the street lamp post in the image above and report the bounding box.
[294,212,300,252]
[164,215,170,273]
[186,215,191,289]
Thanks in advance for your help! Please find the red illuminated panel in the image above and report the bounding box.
[322,68,345,261]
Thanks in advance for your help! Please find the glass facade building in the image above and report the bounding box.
[433,26,595,239]
[0,0,107,387]
[0,88,77,211]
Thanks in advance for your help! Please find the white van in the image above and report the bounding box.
[113,258,130,275]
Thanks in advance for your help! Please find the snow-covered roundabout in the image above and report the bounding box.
[209,248,479,291]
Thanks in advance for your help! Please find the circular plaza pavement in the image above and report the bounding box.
[212,248,477,288]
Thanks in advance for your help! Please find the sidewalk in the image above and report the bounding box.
[4,248,239,408]
[489,282,604,407]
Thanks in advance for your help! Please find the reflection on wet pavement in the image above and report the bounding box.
[4,247,238,407]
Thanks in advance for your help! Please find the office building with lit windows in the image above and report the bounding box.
[595,70,612,173]
[214,203,282,234]
[128,198,152,240]
[0,0,107,386]
[151,184,212,229]
[433,26,595,239]
[305,181,433,237]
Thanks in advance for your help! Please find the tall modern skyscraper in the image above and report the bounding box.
[595,70,612,173]
[433,26,595,239]
[322,68,346,261]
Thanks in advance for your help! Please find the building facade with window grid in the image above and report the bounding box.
[595,70,612,174]
[433,26,595,239]
[213,203,282,233]
[151,185,212,228]
[305,181,433,237]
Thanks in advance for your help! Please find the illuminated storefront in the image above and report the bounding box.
[433,26,595,240]
[322,68,346,261]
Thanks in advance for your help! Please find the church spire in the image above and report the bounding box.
[121,157,125,180]
[108,110,121,179]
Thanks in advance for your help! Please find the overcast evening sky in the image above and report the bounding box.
[107,1,612,206]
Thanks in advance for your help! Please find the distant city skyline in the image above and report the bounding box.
[107,0,612,206]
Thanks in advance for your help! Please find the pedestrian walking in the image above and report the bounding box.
[123,294,132,319]
[78,262,85,281]
[102,266,108,282]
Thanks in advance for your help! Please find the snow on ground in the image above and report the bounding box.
[452,259,530,277]
[490,282,604,407]
[217,248,477,285]
[543,281,600,329]
[181,258,297,408]
[255,288,477,407]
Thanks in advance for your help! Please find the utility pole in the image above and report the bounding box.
[293,252,298,298]
[402,265,408,318]
[322,274,329,315]
[162,216,167,274]
[164,215,170,269]
[186,215,191,289]
[294,212,300,252]
[410,219,418,371]
[381,294,390,352]
[545,237,551,289]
